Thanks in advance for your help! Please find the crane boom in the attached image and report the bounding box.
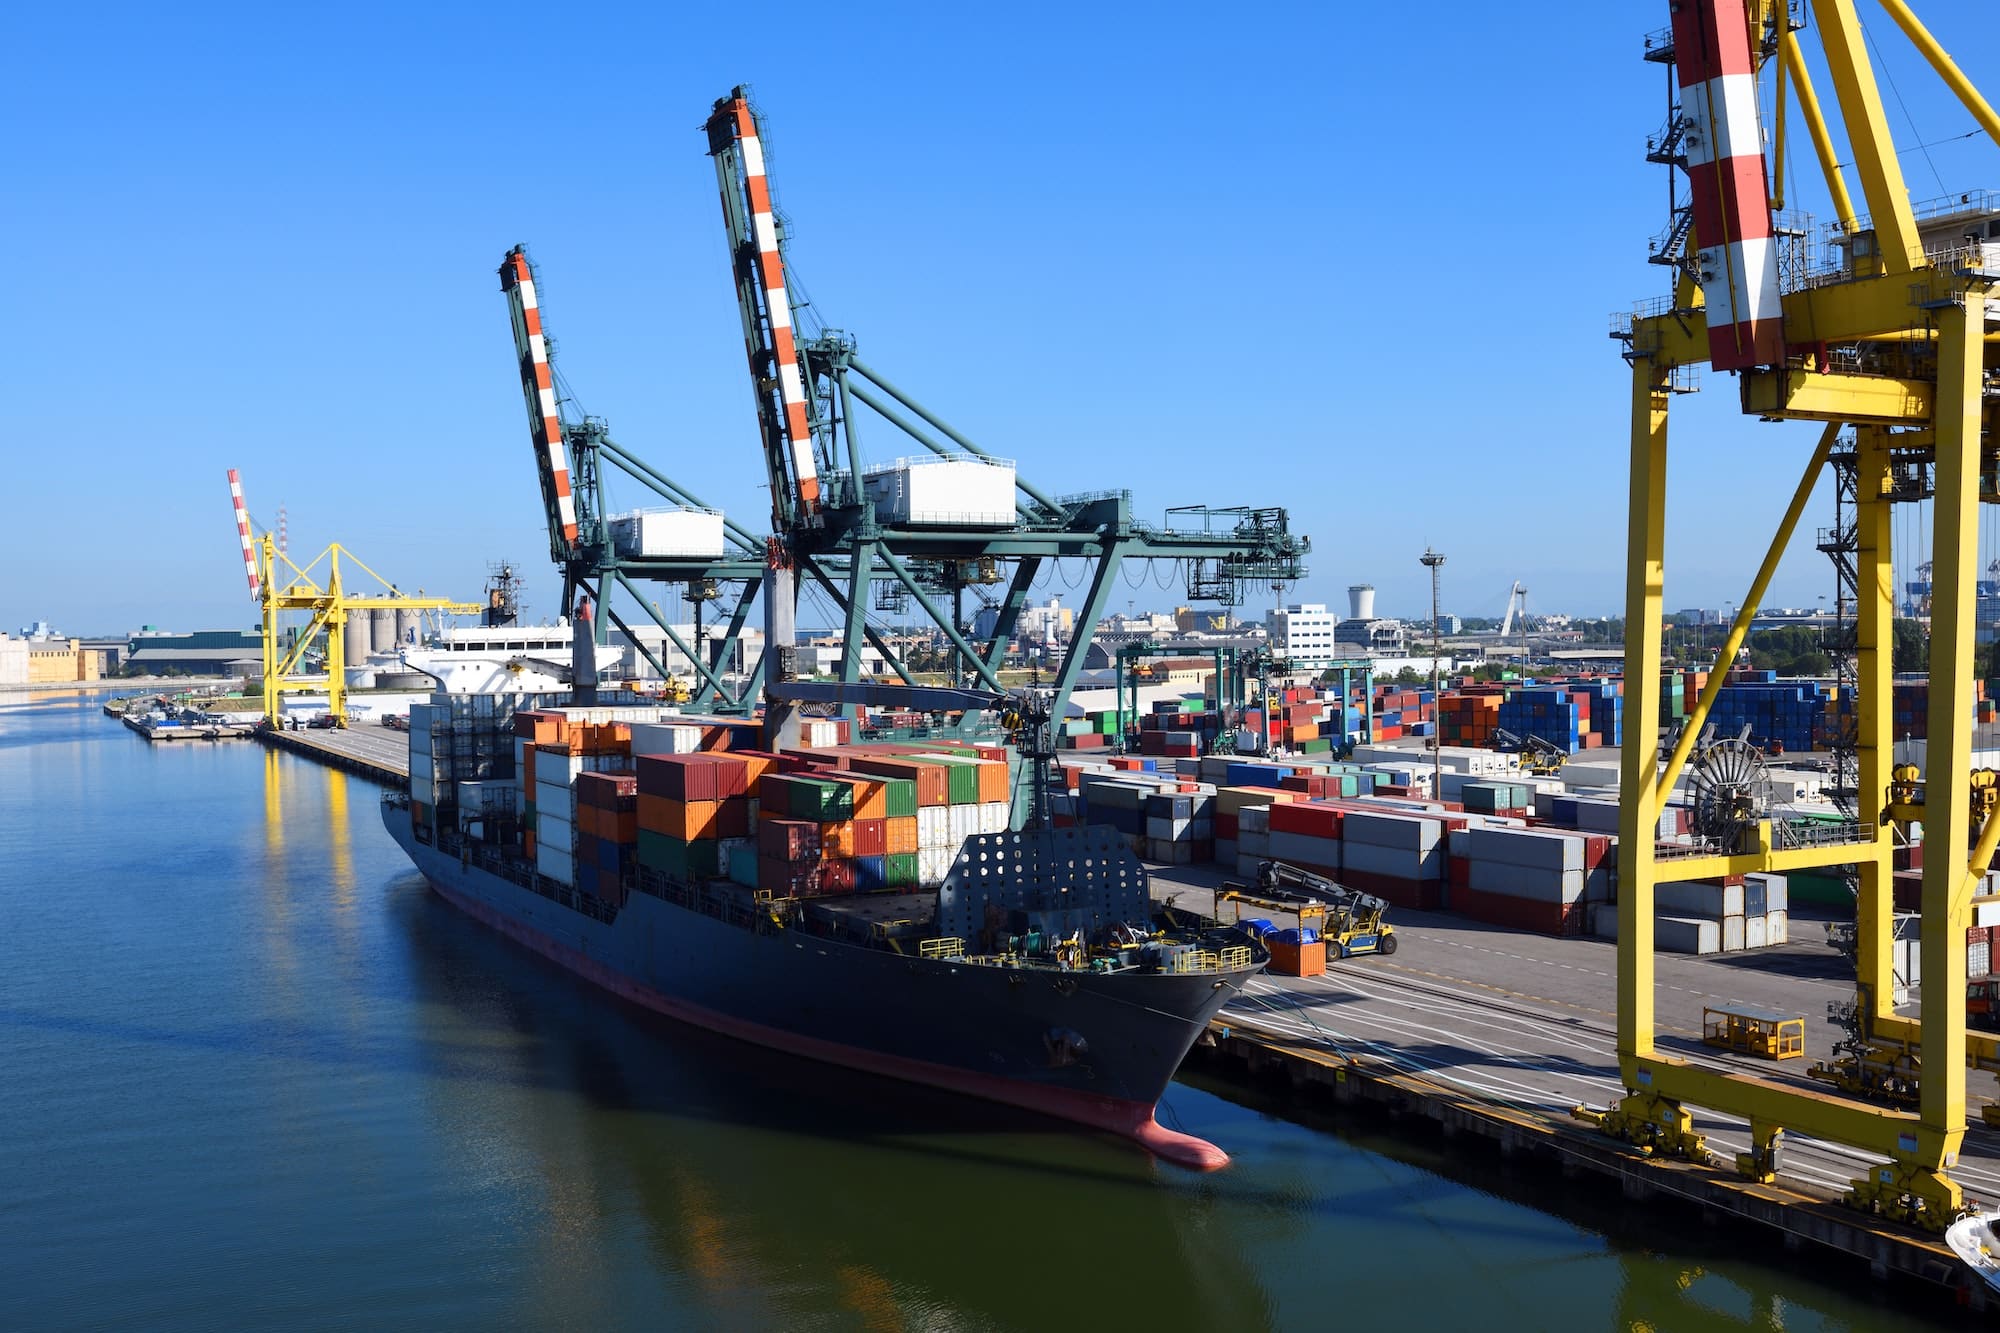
[226,468,260,599]
[704,87,822,528]
[498,247,580,557]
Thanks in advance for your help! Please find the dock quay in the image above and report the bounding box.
[259,724,409,787]
[1146,862,1992,1309]
[118,712,259,742]
[228,708,1992,1308]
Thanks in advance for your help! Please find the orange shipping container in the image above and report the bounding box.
[884,816,918,855]
[821,821,857,858]
[639,795,722,841]
[973,760,1008,804]
[514,710,566,744]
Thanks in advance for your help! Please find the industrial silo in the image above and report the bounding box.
[1347,584,1376,621]
[394,608,418,650]
[343,610,372,664]
[372,608,396,657]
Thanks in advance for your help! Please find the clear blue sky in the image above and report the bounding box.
[8,2,1999,637]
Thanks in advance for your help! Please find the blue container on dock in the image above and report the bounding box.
[1269,927,1320,945]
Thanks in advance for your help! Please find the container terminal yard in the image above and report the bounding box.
[69,0,2000,1319]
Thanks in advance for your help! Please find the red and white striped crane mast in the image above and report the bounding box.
[1670,0,1787,370]
[498,247,583,561]
[704,87,826,535]
[226,468,261,600]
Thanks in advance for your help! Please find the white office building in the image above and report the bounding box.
[1268,603,1343,668]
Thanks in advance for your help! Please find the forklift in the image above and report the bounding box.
[1490,727,1567,777]
[1215,860,1398,959]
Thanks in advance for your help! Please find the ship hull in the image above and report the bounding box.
[385,808,1246,1167]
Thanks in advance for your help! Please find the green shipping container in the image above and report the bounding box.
[784,776,854,822]
[638,831,721,879]
[881,777,918,819]
[1300,738,1332,753]
[728,842,760,887]
[1786,869,1852,907]
[637,829,678,873]
[884,852,919,886]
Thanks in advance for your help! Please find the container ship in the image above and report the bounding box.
[380,690,1264,1168]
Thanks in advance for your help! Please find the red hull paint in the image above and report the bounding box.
[426,877,1229,1170]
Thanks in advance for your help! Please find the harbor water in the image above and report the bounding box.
[0,690,1951,1330]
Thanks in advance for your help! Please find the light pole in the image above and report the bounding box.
[1421,547,1446,796]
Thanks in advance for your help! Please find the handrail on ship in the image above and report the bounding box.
[393,795,1259,973]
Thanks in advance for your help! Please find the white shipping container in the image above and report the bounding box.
[1238,806,1272,835]
[1590,903,1619,940]
[1657,916,1721,955]
[918,806,951,850]
[410,752,435,786]
[1721,915,1746,952]
[1767,909,1789,945]
[608,507,726,559]
[536,777,574,822]
[1974,897,2000,929]
[1655,879,1743,919]
[1467,861,1583,904]
[1267,830,1341,868]
[1745,915,1768,950]
[1464,826,1582,872]
[918,845,955,887]
[1341,840,1439,883]
[629,722,703,756]
[1341,811,1440,852]
[947,804,980,845]
[1971,938,1992,979]
[977,802,1010,835]
[537,810,573,854]
[864,457,1017,527]
[536,840,574,885]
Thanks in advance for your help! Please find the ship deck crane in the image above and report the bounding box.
[1594,0,2000,1230]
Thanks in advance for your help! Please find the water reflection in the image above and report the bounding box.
[389,886,1277,1330]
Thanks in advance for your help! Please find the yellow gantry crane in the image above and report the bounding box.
[228,470,481,727]
[1594,0,2000,1229]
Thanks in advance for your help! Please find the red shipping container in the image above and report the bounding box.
[851,818,888,858]
[818,859,856,893]
[1268,801,1343,839]
[1215,812,1239,839]
[637,753,748,803]
[760,818,821,862]
[575,771,638,811]
[757,855,819,896]
[1454,884,1578,936]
